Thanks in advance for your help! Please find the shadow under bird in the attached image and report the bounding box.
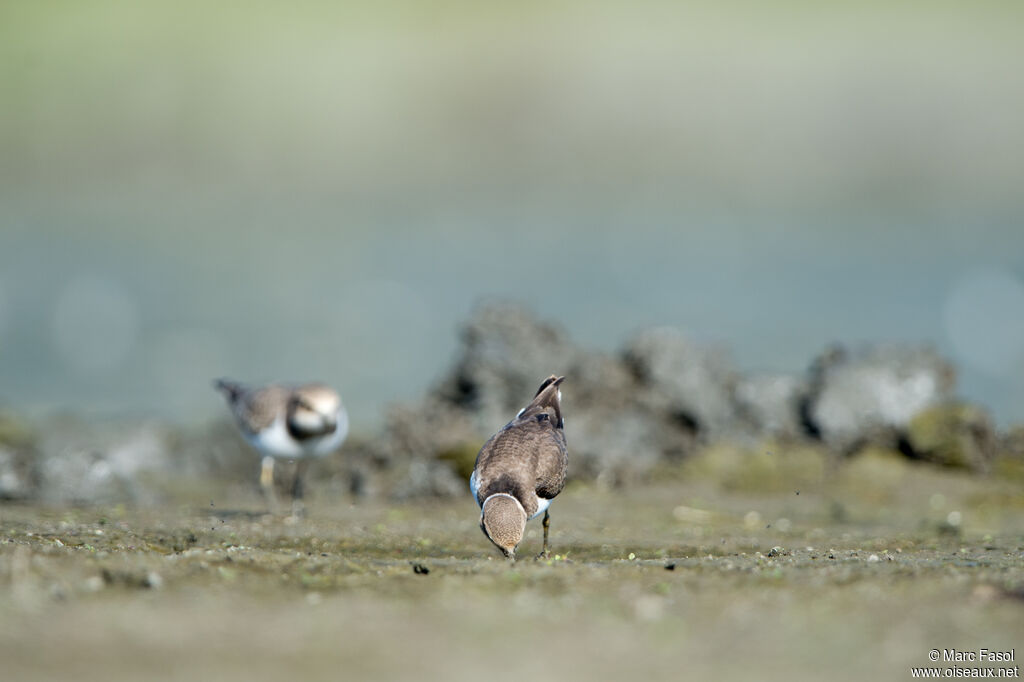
[470,375,568,560]
[213,379,348,515]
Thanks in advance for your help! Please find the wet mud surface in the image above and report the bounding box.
[2,452,1023,681]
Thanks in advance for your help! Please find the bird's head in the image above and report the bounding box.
[480,493,527,560]
[288,384,342,433]
[516,375,566,428]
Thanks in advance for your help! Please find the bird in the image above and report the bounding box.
[213,379,348,516]
[470,375,568,560]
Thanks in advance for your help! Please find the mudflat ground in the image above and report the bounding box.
[2,448,1023,682]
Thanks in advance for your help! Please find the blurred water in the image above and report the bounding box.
[1,1,1023,426]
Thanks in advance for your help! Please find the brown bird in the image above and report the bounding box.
[214,379,348,516]
[470,375,568,560]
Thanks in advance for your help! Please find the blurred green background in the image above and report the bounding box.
[1,1,1023,426]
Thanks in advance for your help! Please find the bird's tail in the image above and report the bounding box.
[213,378,244,401]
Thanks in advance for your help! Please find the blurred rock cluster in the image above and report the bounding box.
[1,302,1019,504]
[362,302,1005,496]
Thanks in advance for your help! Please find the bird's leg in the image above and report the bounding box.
[537,510,551,559]
[260,454,280,512]
[260,456,281,515]
[289,459,310,519]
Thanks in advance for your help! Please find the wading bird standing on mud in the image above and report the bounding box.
[214,379,348,517]
[470,375,568,560]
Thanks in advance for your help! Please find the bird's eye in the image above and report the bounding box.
[536,413,549,422]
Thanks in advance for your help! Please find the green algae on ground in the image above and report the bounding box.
[906,403,996,471]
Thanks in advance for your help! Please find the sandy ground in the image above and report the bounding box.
[2,449,1023,682]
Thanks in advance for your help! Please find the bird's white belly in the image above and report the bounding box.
[469,469,481,506]
[246,418,303,458]
[246,414,347,460]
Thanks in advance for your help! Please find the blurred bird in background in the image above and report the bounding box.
[214,379,348,517]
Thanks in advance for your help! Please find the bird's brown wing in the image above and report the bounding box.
[235,386,289,434]
[474,414,567,515]
[534,425,568,501]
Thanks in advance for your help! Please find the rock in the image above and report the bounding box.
[0,445,35,499]
[993,427,1024,483]
[621,328,741,439]
[567,406,689,486]
[0,413,41,500]
[734,373,807,438]
[35,418,179,505]
[1001,426,1024,459]
[319,435,388,500]
[389,455,467,500]
[434,301,580,432]
[565,349,697,484]
[802,344,955,454]
[187,419,258,481]
[902,403,996,472]
[375,402,480,499]
[380,304,998,489]
[13,304,999,504]
[425,302,696,487]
